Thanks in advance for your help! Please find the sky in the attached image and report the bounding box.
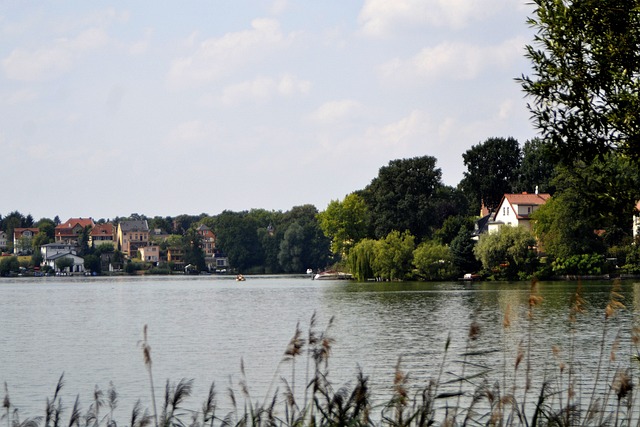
[1,1,538,222]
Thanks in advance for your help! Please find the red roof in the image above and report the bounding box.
[503,193,551,205]
[13,228,40,238]
[55,217,95,237]
[91,222,114,236]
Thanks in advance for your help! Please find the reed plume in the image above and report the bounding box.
[138,325,158,427]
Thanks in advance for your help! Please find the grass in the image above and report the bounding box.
[3,280,640,426]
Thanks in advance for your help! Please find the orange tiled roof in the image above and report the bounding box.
[91,222,114,236]
[504,193,551,205]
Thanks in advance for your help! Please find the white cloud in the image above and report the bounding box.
[379,36,525,82]
[220,74,310,105]
[164,120,221,150]
[4,88,38,105]
[269,0,288,15]
[365,110,431,150]
[167,18,293,88]
[128,28,153,55]
[2,27,108,81]
[310,99,363,124]
[358,0,508,37]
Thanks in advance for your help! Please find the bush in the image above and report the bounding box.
[551,253,606,275]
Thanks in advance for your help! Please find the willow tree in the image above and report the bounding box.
[519,0,640,162]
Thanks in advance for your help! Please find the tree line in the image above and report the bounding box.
[3,0,640,279]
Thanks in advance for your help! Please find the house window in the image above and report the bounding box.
[506,207,509,216]
[503,207,506,215]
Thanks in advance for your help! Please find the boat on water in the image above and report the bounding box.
[236,274,246,281]
[313,270,354,280]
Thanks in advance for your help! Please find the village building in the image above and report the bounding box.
[13,228,40,254]
[117,220,150,258]
[90,222,116,249]
[55,217,95,245]
[488,192,551,234]
[139,245,160,263]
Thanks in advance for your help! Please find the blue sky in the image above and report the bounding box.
[1,1,536,221]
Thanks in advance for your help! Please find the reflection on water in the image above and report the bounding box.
[1,276,639,419]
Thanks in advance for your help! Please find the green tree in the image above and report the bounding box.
[213,211,263,271]
[533,155,640,258]
[363,156,443,240]
[372,230,415,281]
[0,256,19,276]
[450,228,481,274]
[183,227,205,271]
[55,257,75,273]
[514,138,557,194]
[280,205,330,271]
[412,241,455,281]
[278,222,304,273]
[83,254,101,274]
[348,238,377,281]
[519,0,640,162]
[36,218,56,239]
[460,137,522,212]
[31,232,52,252]
[31,251,43,268]
[318,193,369,257]
[474,226,537,280]
[434,215,474,245]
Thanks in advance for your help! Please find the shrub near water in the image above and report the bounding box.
[3,281,640,426]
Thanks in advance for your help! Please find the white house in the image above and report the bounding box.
[41,243,77,260]
[44,252,85,274]
[139,245,160,263]
[488,192,551,234]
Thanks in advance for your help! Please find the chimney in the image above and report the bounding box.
[535,185,539,195]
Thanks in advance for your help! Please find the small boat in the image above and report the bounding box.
[313,270,354,281]
[236,274,246,281]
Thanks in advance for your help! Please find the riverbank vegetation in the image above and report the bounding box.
[2,1,640,280]
[3,280,640,426]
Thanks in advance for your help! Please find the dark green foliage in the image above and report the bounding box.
[520,0,640,162]
[533,155,640,259]
[450,228,480,275]
[460,137,522,212]
[278,222,304,273]
[83,254,101,274]
[474,226,538,280]
[362,156,444,240]
[55,257,75,273]
[212,211,264,271]
[551,254,607,276]
[514,138,558,194]
[434,215,474,246]
[0,256,19,276]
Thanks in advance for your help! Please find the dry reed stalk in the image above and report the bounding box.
[522,279,543,419]
[567,281,585,423]
[585,280,625,427]
[138,325,158,427]
[3,382,10,427]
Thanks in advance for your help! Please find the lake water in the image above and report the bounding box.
[1,275,639,421]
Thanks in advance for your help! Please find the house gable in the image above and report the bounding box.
[489,192,551,233]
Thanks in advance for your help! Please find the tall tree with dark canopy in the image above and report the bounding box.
[460,137,521,212]
[514,138,557,194]
[362,156,443,240]
[519,0,640,162]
